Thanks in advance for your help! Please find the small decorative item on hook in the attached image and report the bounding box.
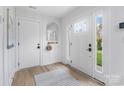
[46,44,52,51]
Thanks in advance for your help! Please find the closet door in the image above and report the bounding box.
[18,19,41,69]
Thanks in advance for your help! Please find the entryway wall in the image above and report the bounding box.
[15,7,63,68]
[108,7,124,85]
[2,7,16,86]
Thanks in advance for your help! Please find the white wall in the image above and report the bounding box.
[0,7,4,86]
[108,7,124,85]
[42,17,63,65]
[15,7,63,67]
[3,7,16,85]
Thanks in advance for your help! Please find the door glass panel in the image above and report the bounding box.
[95,15,103,72]
[73,21,87,33]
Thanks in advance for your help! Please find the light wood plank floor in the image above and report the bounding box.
[12,62,104,86]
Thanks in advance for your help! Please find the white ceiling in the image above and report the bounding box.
[17,6,78,18]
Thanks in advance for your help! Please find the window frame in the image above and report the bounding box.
[73,20,87,33]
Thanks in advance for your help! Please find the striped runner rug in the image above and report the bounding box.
[34,69,81,86]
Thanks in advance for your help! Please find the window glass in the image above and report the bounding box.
[74,21,87,32]
[96,15,103,72]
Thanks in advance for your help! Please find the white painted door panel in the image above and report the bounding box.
[19,19,40,69]
[70,17,93,76]
[70,34,80,67]
[70,34,92,75]
[79,35,91,74]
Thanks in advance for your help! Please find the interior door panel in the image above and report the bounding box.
[18,19,40,69]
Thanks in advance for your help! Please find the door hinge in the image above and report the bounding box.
[18,22,20,26]
[3,18,4,22]
[18,42,20,46]
[70,42,72,46]
[70,60,72,63]
[18,62,20,67]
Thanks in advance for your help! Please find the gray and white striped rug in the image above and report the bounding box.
[34,69,81,86]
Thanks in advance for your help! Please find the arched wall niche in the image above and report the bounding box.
[46,22,59,42]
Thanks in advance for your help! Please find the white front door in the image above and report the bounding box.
[18,18,41,69]
[69,17,93,76]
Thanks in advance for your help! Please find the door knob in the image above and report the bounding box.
[88,48,92,52]
[37,46,40,49]
[89,44,91,47]
[86,48,92,52]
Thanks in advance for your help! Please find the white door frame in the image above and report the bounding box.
[0,7,4,85]
[92,10,107,83]
[16,17,42,70]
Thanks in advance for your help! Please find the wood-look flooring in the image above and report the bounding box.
[12,62,104,86]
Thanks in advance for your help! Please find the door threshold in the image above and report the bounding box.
[68,64,105,86]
